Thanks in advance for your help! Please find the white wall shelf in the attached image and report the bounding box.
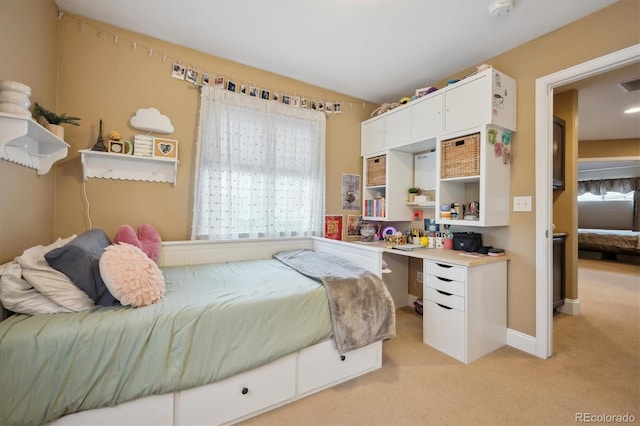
[0,112,70,175]
[79,149,178,185]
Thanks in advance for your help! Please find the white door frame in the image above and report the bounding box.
[534,44,640,359]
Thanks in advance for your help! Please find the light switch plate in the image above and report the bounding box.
[513,196,532,212]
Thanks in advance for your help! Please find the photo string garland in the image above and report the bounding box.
[62,12,367,115]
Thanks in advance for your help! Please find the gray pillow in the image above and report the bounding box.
[45,229,119,306]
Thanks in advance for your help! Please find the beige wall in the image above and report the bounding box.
[579,138,640,158]
[1,0,638,336]
[0,0,60,263]
[553,90,579,300]
[52,14,374,242]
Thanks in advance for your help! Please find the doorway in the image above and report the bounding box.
[534,43,640,359]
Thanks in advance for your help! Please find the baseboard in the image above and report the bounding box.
[506,328,536,356]
[557,298,580,315]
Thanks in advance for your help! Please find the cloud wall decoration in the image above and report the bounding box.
[129,108,174,134]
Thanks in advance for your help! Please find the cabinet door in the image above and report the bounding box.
[361,116,385,156]
[424,299,465,363]
[411,94,443,141]
[444,75,488,132]
[384,108,411,149]
[553,236,566,309]
[414,151,436,191]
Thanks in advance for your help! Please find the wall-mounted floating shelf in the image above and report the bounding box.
[0,112,70,175]
[79,149,178,185]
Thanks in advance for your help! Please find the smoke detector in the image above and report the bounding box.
[489,0,513,17]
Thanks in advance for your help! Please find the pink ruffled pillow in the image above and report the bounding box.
[114,224,162,262]
[99,243,165,307]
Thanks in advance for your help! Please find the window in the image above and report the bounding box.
[192,87,326,240]
[577,191,634,201]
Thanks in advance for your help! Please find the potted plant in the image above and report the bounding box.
[408,187,419,203]
[34,103,81,140]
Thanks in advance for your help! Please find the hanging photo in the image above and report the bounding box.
[282,94,290,105]
[214,75,224,87]
[240,83,247,94]
[261,89,270,100]
[273,92,279,102]
[325,102,334,114]
[334,102,342,114]
[227,80,236,92]
[291,96,300,107]
[171,63,185,80]
[341,173,360,210]
[202,73,210,86]
[301,97,308,108]
[317,100,325,111]
[186,68,199,84]
[311,100,317,110]
[249,86,258,97]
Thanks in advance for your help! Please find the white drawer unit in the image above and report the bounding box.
[177,353,297,425]
[298,339,382,395]
[423,259,507,363]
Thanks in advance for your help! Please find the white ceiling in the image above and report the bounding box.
[54,0,639,142]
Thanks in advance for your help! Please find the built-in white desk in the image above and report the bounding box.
[350,241,509,364]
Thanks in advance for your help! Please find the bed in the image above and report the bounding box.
[577,199,640,256]
[0,235,392,426]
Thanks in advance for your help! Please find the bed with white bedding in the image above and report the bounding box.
[0,236,392,426]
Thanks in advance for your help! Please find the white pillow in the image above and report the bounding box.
[99,243,166,307]
[0,262,68,315]
[16,236,94,312]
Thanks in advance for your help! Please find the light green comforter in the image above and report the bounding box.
[0,259,332,426]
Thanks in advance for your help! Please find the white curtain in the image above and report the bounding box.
[192,86,326,240]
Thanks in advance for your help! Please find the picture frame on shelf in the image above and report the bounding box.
[108,140,124,154]
[133,134,154,157]
[153,138,178,160]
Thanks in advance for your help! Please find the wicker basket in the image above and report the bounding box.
[440,132,480,178]
[367,155,386,186]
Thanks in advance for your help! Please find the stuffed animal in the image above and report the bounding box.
[371,102,400,117]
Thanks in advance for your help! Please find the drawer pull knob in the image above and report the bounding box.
[436,303,453,310]
[436,263,452,268]
[436,289,452,296]
[241,387,249,395]
[340,355,346,361]
[436,277,452,282]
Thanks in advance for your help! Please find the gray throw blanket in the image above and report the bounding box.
[274,249,396,354]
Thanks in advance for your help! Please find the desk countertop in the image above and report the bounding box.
[352,241,510,267]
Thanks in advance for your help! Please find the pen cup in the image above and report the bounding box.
[444,238,453,249]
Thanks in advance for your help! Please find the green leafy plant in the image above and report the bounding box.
[408,187,419,193]
[34,103,81,126]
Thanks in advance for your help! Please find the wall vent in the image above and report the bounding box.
[617,78,640,93]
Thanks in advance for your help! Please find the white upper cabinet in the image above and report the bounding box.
[444,68,517,133]
[361,67,516,157]
[411,93,443,142]
[360,107,412,155]
[360,115,385,156]
[384,107,412,150]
